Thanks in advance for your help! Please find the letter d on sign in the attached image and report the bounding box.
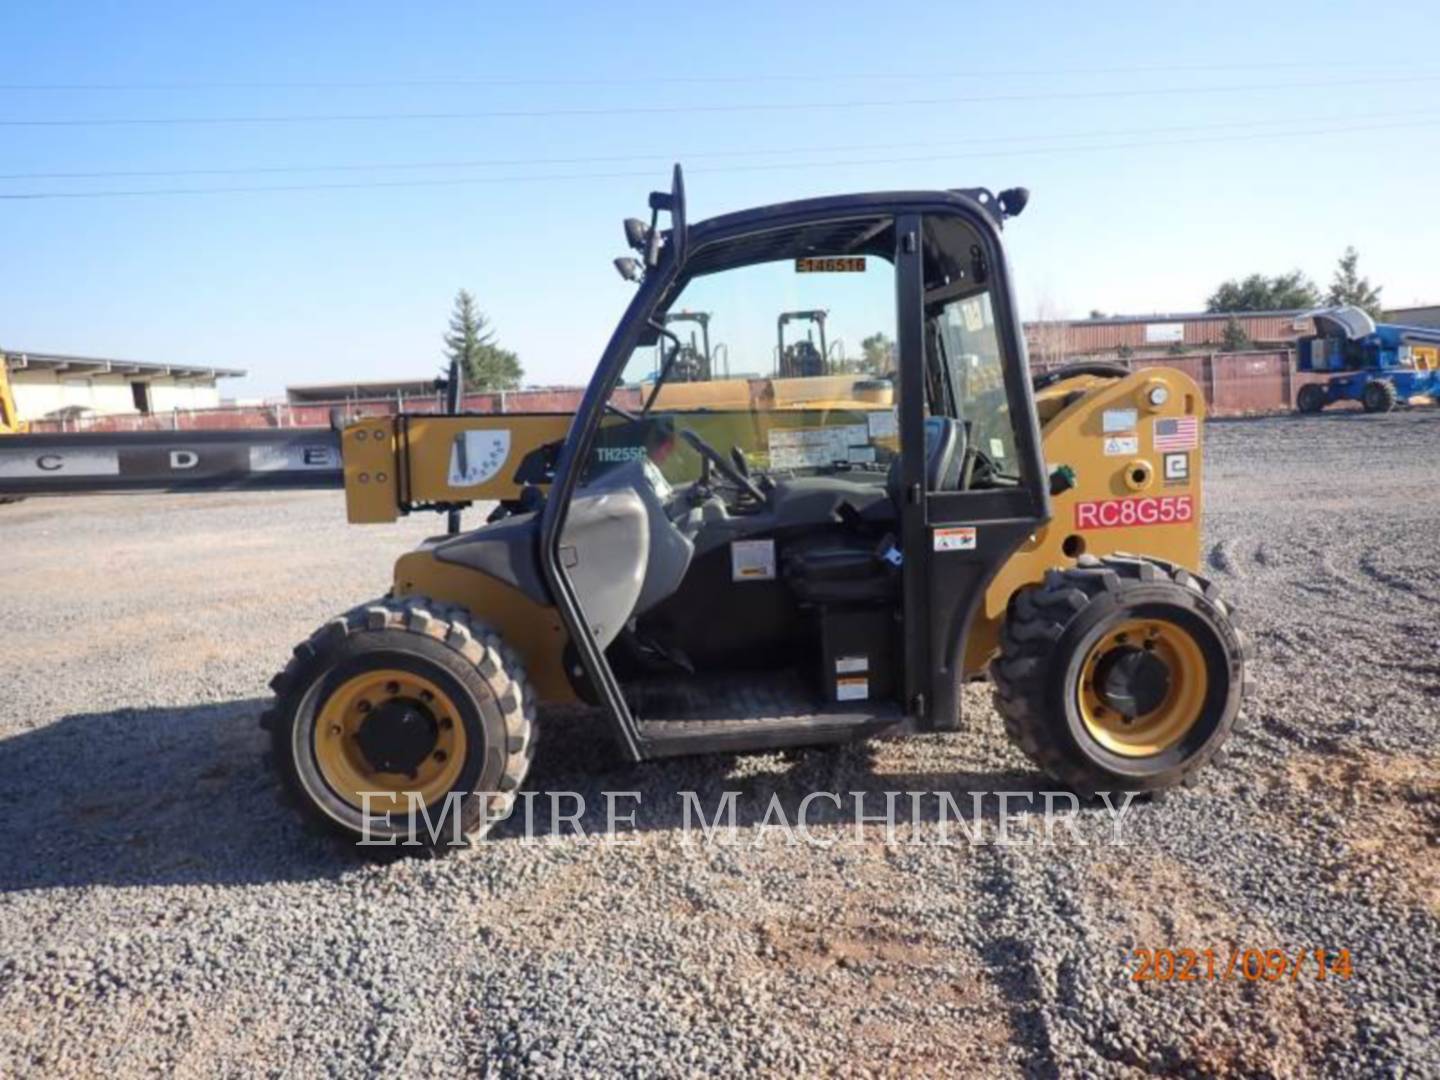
[169,450,199,470]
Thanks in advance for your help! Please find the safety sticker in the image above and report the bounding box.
[1075,495,1193,530]
[768,424,869,469]
[933,525,977,551]
[447,429,512,487]
[1103,408,1138,433]
[731,539,777,581]
[836,676,870,702]
[960,297,986,333]
[867,410,898,439]
[1163,452,1190,482]
[835,655,869,674]
[1153,416,1199,452]
[1103,435,1139,456]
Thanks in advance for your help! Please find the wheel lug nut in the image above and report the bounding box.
[386,681,400,695]
[357,700,372,714]
[420,689,434,702]
[329,724,342,736]
[439,717,453,730]
[433,750,448,763]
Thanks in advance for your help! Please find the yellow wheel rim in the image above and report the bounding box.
[1077,617,1208,757]
[313,668,466,815]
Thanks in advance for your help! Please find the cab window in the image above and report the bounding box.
[922,216,1028,490]
[598,224,900,491]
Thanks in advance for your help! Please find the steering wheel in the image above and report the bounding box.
[679,429,767,504]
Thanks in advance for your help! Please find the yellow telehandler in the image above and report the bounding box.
[0,168,1249,850]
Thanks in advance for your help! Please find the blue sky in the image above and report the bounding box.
[2,1,1437,397]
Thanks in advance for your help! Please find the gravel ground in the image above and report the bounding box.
[1,411,1437,1077]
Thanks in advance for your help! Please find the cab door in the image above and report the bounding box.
[896,211,1050,729]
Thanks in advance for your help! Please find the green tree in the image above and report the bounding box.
[1325,246,1383,318]
[1220,315,1251,352]
[443,289,523,391]
[1206,271,1320,313]
[860,331,896,375]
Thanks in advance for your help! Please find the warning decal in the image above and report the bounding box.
[933,526,977,551]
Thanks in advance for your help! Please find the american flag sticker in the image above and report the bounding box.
[1153,416,1198,452]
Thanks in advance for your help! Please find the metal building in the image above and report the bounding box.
[1,350,245,423]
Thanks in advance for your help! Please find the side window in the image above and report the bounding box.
[922,216,1029,490]
[605,231,901,486]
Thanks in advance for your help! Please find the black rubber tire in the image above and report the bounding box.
[1296,383,1327,414]
[990,555,1252,793]
[1362,379,1398,413]
[261,597,535,852]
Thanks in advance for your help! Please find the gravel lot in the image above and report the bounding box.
[1,411,1437,1077]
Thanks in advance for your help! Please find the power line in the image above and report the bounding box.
[2,74,1437,127]
[0,59,1411,91]
[2,116,1436,200]
[3,108,1435,182]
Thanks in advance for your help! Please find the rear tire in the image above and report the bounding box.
[1362,379,1398,413]
[990,556,1250,793]
[1296,383,1327,414]
[262,597,536,852]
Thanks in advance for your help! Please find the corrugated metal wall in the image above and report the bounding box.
[1032,350,1340,415]
[1029,314,1301,355]
[26,350,1353,432]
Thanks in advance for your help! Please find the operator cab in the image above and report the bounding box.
[543,177,1046,753]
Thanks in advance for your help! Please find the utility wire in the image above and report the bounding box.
[2,116,1435,200]
[0,59,1414,91]
[3,108,1435,182]
[2,74,1438,127]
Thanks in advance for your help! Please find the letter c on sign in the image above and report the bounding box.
[37,454,63,471]
[169,450,200,470]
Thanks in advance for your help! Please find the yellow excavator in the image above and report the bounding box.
[0,168,1249,852]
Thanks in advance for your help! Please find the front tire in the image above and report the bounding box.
[990,556,1250,793]
[262,597,535,851]
[1362,379,1398,413]
[1296,383,1327,414]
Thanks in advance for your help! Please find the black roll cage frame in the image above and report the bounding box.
[539,165,1046,761]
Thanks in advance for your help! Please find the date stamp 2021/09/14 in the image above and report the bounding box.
[1130,948,1354,983]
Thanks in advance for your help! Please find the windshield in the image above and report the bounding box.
[596,240,901,490]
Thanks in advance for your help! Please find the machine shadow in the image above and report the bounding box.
[0,699,1080,893]
[0,697,358,893]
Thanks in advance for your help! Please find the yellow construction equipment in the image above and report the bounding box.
[0,353,27,435]
[0,169,1250,851]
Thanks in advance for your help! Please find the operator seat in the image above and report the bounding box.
[784,418,965,608]
[885,415,966,505]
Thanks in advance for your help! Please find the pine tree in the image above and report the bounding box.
[1325,247,1384,318]
[1220,315,1250,352]
[443,289,523,391]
